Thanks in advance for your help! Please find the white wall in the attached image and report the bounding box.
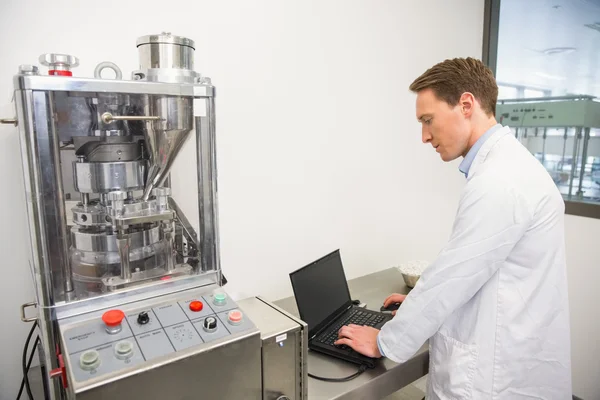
[565,215,600,400]
[0,0,482,398]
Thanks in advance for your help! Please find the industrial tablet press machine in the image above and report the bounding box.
[2,33,306,400]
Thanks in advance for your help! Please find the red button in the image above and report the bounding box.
[48,70,73,76]
[102,310,125,327]
[228,310,243,323]
[189,301,204,312]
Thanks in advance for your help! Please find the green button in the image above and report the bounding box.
[214,293,227,305]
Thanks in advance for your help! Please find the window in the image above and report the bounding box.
[485,0,600,219]
[498,84,518,99]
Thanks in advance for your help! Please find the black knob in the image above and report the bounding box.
[137,311,150,325]
[203,316,217,332]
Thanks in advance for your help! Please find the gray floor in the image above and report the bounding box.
[25,366,427,399]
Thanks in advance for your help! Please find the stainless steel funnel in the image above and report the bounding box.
[142,95,194,200]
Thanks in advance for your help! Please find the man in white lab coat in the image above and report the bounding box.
[335,58,572,399]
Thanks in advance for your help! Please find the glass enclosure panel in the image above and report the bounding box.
[35,90,207,301]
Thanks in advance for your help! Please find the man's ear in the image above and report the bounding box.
[459,92,476,117]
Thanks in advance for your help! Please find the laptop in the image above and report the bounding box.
[289,249,392,368]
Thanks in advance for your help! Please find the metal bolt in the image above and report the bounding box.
[18,65,39,75]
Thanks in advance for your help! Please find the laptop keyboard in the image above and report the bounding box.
[315,309,386,348]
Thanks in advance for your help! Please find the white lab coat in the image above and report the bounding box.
[378,126,572,399]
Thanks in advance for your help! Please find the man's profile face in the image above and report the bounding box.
[415,88,470,162]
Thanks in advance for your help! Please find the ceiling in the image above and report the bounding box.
[496,0,600,98]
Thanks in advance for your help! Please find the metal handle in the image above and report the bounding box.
[94,61,123,80]
[101,112,162,124]
[20,301,38,322]
[1,118,18,126]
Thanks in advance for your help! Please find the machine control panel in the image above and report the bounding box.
[61,289,255,384]
[496,99,600,128]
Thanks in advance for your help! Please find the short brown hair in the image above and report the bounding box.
[409,57,498,116]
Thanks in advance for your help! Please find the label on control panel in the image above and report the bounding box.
[136,329,175,361]
[165,322,204,351]
[65,320,133,355]
[152,304,188,327]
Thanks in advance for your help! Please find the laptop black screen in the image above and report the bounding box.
[290,250,352,337]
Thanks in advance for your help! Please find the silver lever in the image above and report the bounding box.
[101,112,162,124]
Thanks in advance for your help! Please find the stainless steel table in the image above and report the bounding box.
[274,267,430,400]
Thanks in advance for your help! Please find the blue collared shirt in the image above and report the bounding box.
[377,334,386,357]
[458,124,503,178]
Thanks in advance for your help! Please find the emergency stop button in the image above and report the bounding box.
[189,300,204,312]
[102,309,125,334]
[228,310,243,326]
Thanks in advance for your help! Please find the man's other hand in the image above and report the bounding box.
[383,293,407,316]
[335,324,382,358]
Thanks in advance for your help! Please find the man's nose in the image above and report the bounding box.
[422,128,432,143]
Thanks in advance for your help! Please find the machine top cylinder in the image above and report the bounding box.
[136,32,195,72]
[136,32,195,49]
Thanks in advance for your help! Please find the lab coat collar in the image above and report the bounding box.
[459,124,503,178]
[466,125,511,181]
